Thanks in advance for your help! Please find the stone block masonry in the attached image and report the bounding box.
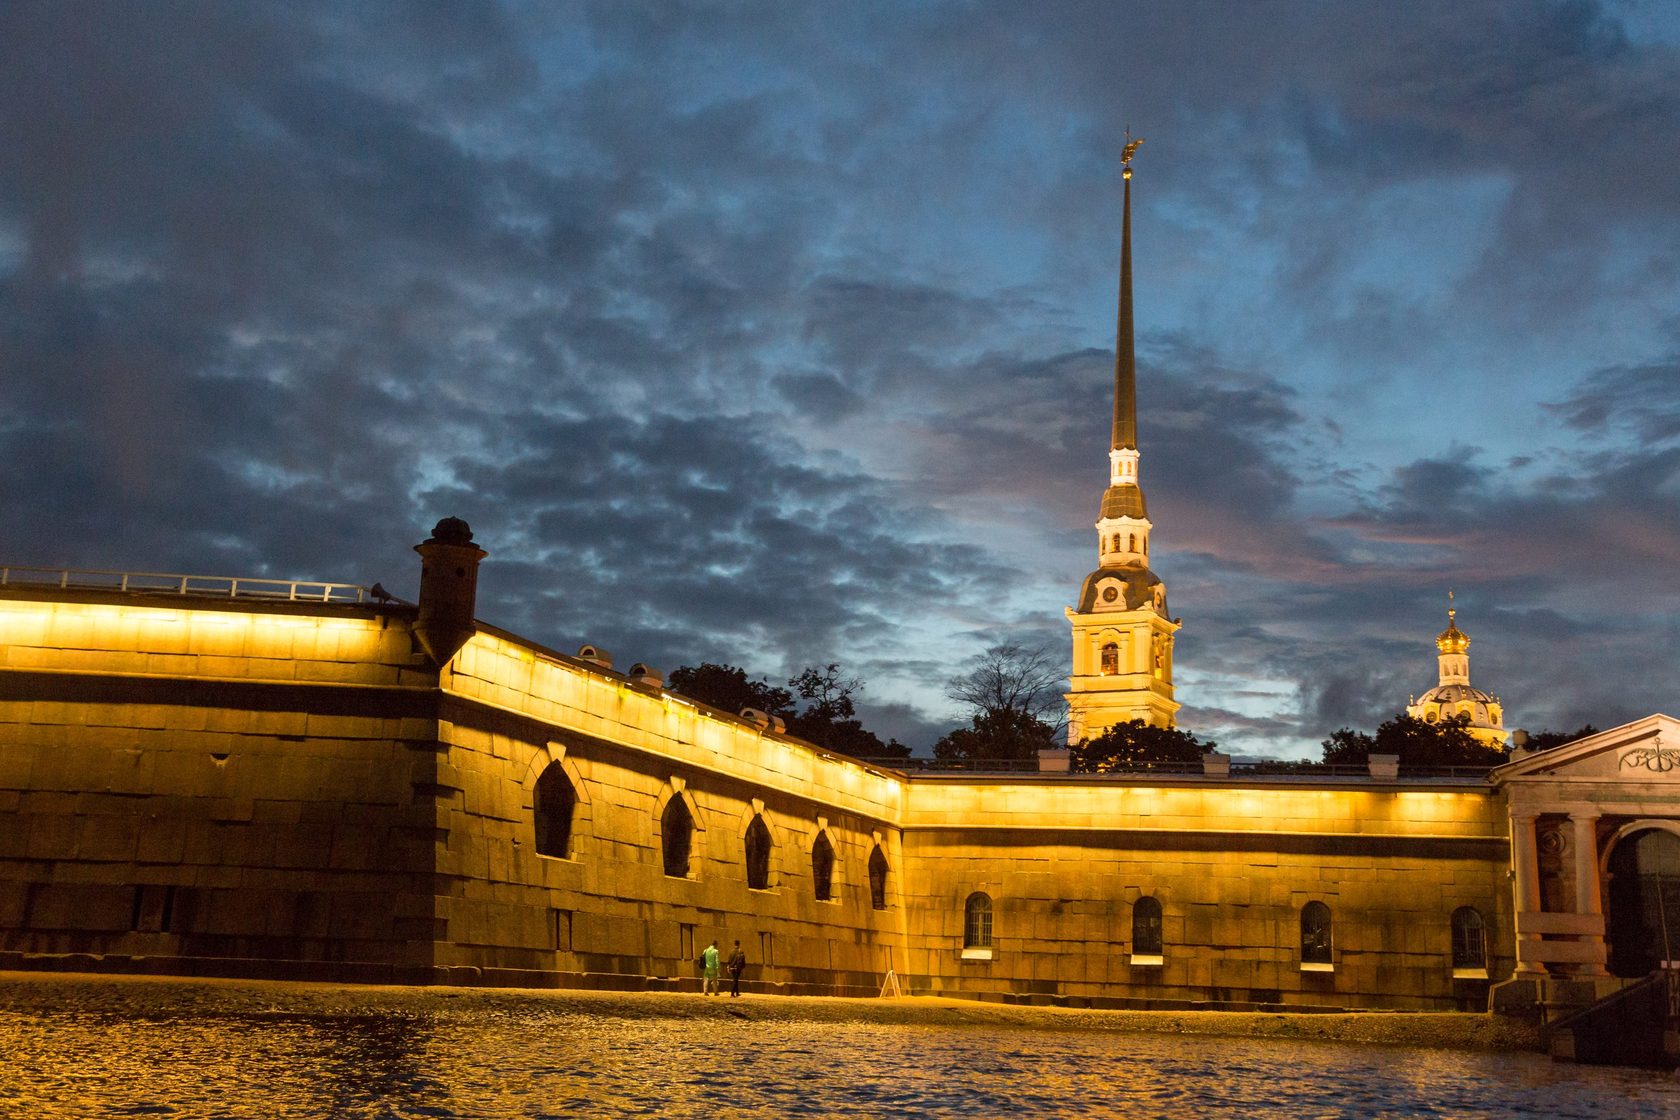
[0,572,1515,1009]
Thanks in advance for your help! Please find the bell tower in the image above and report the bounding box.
[1065,137,1180,743]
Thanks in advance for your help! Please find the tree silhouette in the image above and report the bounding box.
[1071,720,1216,772]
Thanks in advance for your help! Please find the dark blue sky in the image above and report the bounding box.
[3,1,1678,755]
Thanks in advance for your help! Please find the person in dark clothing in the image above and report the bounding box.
[727,940,747,997]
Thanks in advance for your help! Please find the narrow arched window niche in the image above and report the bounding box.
[662,794,695,879]
[1451,906,1487,977]
[1100,642,1120,675]
[534,764,577,860]
[744,813,773,891]
[1300,901,1334,971]
[1131,896,1163,965]
[868,846,889,911]
[812,832,836,902]
[962,892,994,960]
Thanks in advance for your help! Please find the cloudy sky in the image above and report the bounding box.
[3,1,1678,756]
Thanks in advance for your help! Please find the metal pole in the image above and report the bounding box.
[1658,870,1673,970]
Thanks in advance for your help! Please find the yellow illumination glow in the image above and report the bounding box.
[0,598,389,671]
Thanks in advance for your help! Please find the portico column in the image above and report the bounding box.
[1512,812,1546,978]
[1571,812,1609,978]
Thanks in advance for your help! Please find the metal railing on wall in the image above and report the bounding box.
[0,566,370,604]
[858,756,1495,779]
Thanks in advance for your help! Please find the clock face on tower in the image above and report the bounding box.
[1101,587,1119,604]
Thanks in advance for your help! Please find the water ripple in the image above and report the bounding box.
[0,982,1677,1119]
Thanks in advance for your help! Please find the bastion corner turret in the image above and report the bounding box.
[414,516,487,666]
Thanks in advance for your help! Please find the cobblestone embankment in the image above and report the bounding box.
[0,970,1542,1053]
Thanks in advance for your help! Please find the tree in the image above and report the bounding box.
[933,708,1058,763]
[667,663,793,718]
[788,663,859,723]
[933,643,1065,763]
[1071,720,1216,773]
[1320,713,1504,769]
[1520,725,1600,752]
[784,663,910,760]
[945,643,1065,729]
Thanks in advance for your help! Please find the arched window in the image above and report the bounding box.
[868,846,889,911]
[745,814,772,890]
[1451,906,1486,971]
[964,892,993,949]
[1100,643,1119,675]
[812,832,835,901]
[662,794,694,878]
[533,764,576,859]
[1301,901,1333,966]
[1132,896,1163,958]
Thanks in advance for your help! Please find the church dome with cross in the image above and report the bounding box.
[1406,596,1508,747]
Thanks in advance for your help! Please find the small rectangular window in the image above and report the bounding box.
[1451,906,1487,978]
[131,886,175,933]
[1131,896,1163,964]
[549,908,573,952]
[1300,900,1334,971]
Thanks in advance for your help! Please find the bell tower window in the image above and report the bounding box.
[1100,643,1119,675]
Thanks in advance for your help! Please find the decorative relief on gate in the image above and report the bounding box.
[1620,735,1678,773]
[1537,825,1569,857]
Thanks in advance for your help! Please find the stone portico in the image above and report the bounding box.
[1491,714,1680,1013]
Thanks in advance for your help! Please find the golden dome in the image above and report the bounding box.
[1436,608,1469,654]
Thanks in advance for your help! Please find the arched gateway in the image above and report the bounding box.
[1607,827,1680,977]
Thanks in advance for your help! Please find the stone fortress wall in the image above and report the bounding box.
[0,544,1517,1010]
[899,778,1508,1010]
[0,592,443,980]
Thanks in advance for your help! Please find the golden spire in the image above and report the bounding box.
[1112,130,1143,451]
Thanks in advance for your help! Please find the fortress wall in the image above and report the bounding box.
[0,593,1523,1008]
[898,779,1513,1010]
[0,595,446,980]
[429,632,908,993]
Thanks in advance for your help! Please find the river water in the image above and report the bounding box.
[1,977,1676,1119]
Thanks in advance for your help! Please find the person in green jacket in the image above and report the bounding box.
[701,940,722,995]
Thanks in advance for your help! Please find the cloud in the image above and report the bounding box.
[1547,355,1680,443]
[2,0,1678,755]
[418,410,1018,676]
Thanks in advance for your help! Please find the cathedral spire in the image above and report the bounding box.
[1097,133,1149,557]
[1065,133,1179,743]
[1112,134,1141,452]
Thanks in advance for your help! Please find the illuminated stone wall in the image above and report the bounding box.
[426,630,909,993]
[897,778,1512,1010]
[0,594,444,980]
[0,589,1516,1008]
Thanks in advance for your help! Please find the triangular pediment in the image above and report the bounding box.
[1492,713,1680,784]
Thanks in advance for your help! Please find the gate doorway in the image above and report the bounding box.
[1608,828,1680,977]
